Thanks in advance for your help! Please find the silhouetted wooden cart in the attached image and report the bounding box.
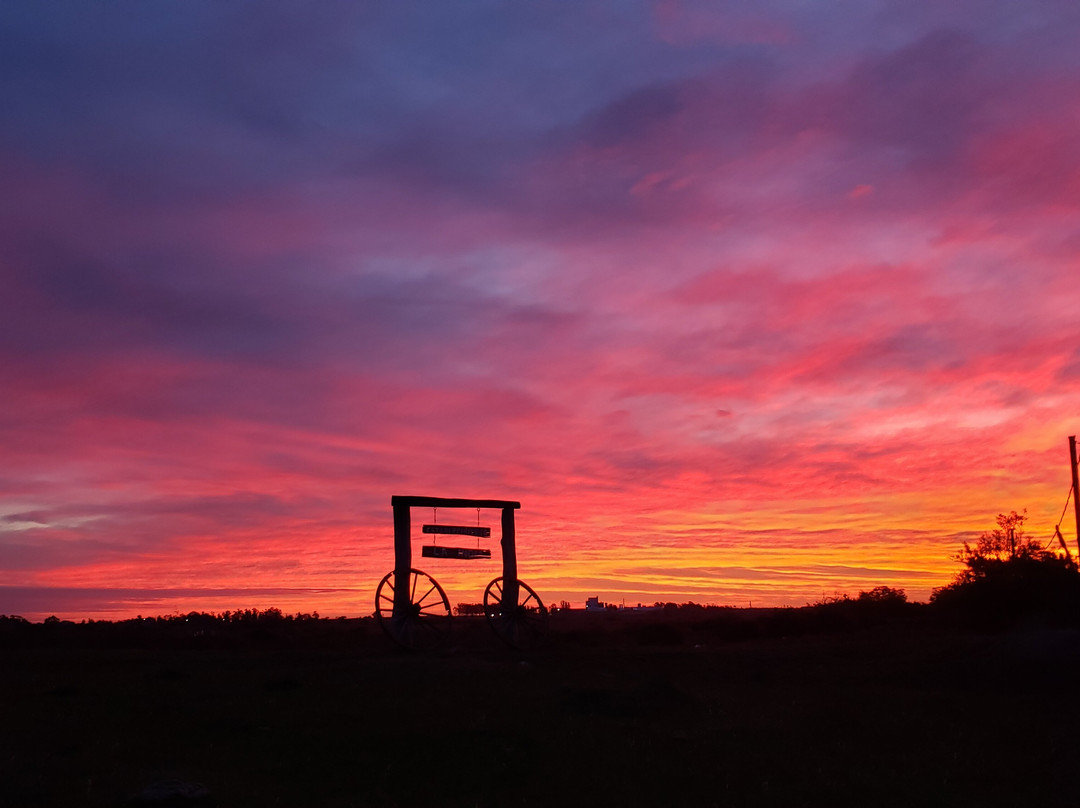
[375,495,547,650]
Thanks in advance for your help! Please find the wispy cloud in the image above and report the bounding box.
[2,1,1078,617]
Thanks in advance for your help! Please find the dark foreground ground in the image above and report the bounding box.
[3,610,1080,807]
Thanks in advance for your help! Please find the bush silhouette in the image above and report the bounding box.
[931,510,1080,626]
[856,586,907,604]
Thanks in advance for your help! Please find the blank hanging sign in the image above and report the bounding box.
[422,524,491,538]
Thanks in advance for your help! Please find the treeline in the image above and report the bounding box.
[0,608,373,650]
[2,607,329,627]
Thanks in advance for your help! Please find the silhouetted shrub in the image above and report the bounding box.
[931,555,1080,627]
[804,587,919,633]
[857,586,907,604]
[931,510,1080,627]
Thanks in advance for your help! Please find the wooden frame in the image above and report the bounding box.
[376,495,545,649]
[391,495,521,616]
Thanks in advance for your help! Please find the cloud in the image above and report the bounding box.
[1,1,1079,616]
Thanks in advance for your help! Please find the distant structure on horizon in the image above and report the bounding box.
[585,596,659,613]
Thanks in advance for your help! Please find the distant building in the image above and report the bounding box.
[585,596,661,613]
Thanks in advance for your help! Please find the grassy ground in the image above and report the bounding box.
[3,612,1079,807]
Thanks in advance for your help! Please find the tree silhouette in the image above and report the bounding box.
[955,510,1048,573]
[931,509,1080,624]
[856,586,907,604]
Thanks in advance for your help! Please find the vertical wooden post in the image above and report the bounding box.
[393,502,412,617]
[501,507,520,608]
[1070,436,1080,559]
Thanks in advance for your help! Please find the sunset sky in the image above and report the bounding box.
[3,1,1079,620]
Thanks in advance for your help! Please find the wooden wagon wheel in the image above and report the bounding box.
[375,568,452,650]
[483,577,547,650]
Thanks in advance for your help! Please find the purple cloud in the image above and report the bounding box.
[2,1,1079,617]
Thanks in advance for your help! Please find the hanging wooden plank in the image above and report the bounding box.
[422,524,491,538]
[422,545,491,560]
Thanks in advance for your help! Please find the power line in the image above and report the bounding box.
[1044,485,1076,551]
[1055,485,1073,531]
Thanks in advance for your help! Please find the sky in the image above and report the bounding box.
[2,1,1080,621]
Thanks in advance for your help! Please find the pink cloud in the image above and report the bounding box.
[4,3,1080,618]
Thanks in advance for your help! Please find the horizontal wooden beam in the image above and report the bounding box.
[423,524,491,538]
[392,495,520,510]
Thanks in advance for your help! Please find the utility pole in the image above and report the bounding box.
[1070,436,1080,559]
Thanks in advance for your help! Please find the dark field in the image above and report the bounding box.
[4,610,1080,807]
